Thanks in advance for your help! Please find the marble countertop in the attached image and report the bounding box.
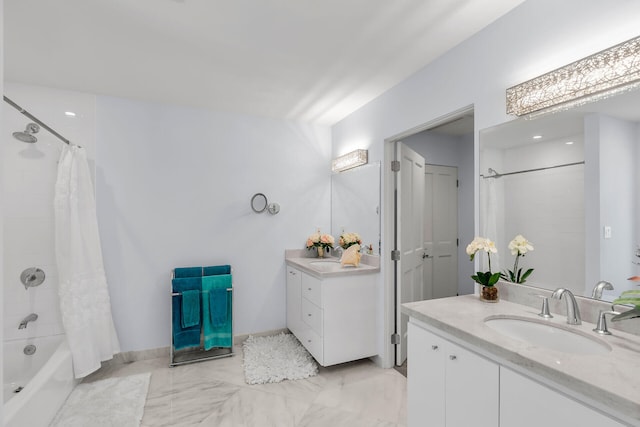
[402,295,640,424]
[285,254,379,279]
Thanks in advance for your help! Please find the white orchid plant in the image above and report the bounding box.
[466,237,500,287]
[500,234,534,284]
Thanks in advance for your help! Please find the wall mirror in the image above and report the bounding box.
[250,193,268,213]
[331,161,381,254]
[479,89,640,301]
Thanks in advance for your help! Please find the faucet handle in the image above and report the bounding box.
[537,295,553,319]
[593,310,620,335]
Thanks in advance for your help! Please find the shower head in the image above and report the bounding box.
[12,123,40,143]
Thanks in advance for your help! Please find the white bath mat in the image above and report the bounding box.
[50,372,150,427]
[243,333,318,385]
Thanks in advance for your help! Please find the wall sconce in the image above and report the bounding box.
[332,149,368,173]
[506,35,640,117]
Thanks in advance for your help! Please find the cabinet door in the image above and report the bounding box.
[407,322,446,427]
[445,340,499,427]
[286,267,302,336]
[500,367,625,427]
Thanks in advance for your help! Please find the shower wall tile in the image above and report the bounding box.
[4,218,54,256]
[3,82,96,344]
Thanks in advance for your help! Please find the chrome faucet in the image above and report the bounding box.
[551,288,581,325]
[593,310,620,335]
[18,313,38,329]
[591,281,614,300]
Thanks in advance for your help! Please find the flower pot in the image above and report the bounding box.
[317,247,325,258]
[480,285,499,303]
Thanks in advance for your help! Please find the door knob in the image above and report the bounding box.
[422,253,432,259]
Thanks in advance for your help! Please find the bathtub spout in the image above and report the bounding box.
[18,313,38,329]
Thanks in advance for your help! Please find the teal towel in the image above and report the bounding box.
[209,289,228,326]
[174,267,202,278]
[171,277,202,350]
[203,265,231,276]
[202,274,232,350]
[180,289,201,328]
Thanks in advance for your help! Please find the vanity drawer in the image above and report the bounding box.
[302,297,323,335]
[301,273,321,306]
[298,327,323,365]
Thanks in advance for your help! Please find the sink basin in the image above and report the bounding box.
[308,260,343,272]
[484,315,611,355]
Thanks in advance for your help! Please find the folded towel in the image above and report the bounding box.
[203,265,231,276]
[174,266,203,278]
[172,296,201,350]
[202,274,232,350]
[180,289,201,328]
[341,244,362,266]
[209,289,228,326]
[172,277,202,350]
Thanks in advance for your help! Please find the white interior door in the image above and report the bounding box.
[424,165,458,299]
[395,142,425,366]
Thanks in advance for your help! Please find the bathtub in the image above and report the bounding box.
[3,334,78,427]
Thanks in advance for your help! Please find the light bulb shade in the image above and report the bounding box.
[332,149,368,172]
[507,35,640,117]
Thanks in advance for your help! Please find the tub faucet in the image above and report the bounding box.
[18,313,38,329]
[591,281,614,300]
[551,288,581,325]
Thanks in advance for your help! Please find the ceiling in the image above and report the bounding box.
[4,0,523,125]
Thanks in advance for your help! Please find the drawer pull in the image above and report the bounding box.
[431,345,438,351]
[307,313,312,317]
[308,288,312,291]
[449,355,457,361]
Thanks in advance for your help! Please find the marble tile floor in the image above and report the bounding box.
[83,345,407,427]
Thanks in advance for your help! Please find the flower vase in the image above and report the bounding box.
[317,247,325,258]
[480,285,499,303]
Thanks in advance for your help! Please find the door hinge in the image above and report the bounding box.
[391,250,400,261]
[457,238,459,247]
[456,179,459,188]
[391,334,400,345]
[391,160,400,172]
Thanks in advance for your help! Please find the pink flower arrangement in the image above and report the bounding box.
[306,230,335,250]
[339,232,362,249]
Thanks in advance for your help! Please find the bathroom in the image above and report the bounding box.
[2,0,640,426]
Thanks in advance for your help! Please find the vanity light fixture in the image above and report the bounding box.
[532,135,542,140]
[332,149,368,173]
[506,35,640,117]
[64,111,76,117]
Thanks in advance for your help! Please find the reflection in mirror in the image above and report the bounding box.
[331,162,381,255]
[480,89,640,301]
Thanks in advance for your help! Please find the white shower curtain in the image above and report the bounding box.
[481,177,501,272]
[54,145,120,378]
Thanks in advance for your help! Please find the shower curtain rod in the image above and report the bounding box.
[481,161,585,179]
[3,95,71,145]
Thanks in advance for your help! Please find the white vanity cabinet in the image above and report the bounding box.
[500,368,626,427]
[408,319,627,427]
[407,321,499,427]
[286,266,377,366]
